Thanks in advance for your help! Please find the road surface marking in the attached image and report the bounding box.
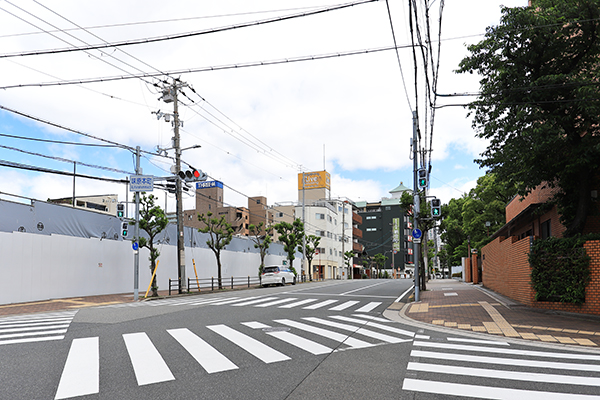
[274,319,372,349]
[303,317,406,344]
[54,337,99,400]
[168,328,238,374]
[123,332,175,386]
[355,302,381,313]
[279,298,318,308]
[328,301,360,311]
[303,299,338,310]
[207,324,290,363]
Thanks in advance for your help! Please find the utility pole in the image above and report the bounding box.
[134,146,141,301]
[412,111,421,302]
[158,78,187,293]
[172,80,186,293]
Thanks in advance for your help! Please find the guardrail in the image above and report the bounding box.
[187,276,262,292]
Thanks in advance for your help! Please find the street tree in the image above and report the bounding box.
[198,212,234,290]
[299,234,320,281]
[373,253,388,278]
[248,222,271,275]
[344,250,354,279]
[457,0,600,236]
[273,218,304,276]
[137,193,168,297]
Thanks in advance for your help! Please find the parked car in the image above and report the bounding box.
[261,265,296,287]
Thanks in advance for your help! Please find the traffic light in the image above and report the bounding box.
[121,222,128,237]
[418,169,428,188]
[431,198,441,218]
[178,167,207,182]
[117,203,124,218]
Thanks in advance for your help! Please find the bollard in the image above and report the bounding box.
[211,277,214,291]
[231,276,234,289]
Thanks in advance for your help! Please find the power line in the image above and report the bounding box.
[0,144,133,174]
[0,45,404,90]
[0,132,119,147]
[0,0,379,59]
[0,160,128,184]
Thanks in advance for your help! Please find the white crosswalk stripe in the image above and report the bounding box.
[207,324,291,363]
[168,328,238,373]
[98,295,385,313]
[55,337,99,400]
[53,315,416,398]
[0,311,77,346]
[403,338,600,399]
[123,332,175,386]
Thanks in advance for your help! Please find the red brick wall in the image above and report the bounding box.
[482,238,600,316]
[505,185,560,222]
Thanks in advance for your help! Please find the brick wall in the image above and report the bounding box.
[505,185,560,222]
[482,238,600,316]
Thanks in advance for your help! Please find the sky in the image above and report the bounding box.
[0,0,527,215]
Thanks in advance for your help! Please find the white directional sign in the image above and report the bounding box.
[130,175,154,192]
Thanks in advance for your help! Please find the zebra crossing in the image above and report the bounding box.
[53,313,414,399]
[0,310,77,346]
[100,294,383,313]
[403,336,600,399]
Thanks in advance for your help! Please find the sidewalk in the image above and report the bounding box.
[400,279,600,348]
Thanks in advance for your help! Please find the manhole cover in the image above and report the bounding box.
[262,327,290,333]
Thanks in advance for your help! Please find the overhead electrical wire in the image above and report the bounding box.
[0,45,405,90]
[384,0,413,112]
[0,0,379,59]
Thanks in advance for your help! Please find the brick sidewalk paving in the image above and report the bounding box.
[404,279,600,347]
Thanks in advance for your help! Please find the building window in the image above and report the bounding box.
[316,213,325,220]
[366,215,377,220]
[541,219,552,239]
[318,230,325,237]
[328,215,332,223]
[366,227,377,232]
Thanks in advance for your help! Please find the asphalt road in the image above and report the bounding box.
[2,279,599,399]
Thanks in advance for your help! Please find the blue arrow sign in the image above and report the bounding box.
[412,228,422,239]
[132,242,139,251]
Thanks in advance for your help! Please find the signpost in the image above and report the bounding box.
[412,228,422,244]
[129,175,154,192]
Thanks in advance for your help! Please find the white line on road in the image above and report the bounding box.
[279,298,318,308]
[207,324,290,363]
[255,298,298,308]
[330,316,415,337]
[411,350,600,372]
[413,341,600,361]
[340,281,393,295]
[231,297,278,307]
[303,299,338,310]
[355,302,381,313]
[402,378,600,399]
[54,337,99,400]
[303,317,406,344]
[168,328,238,374]
[408,362,600,387]
[328,301,360,311]
[274,319,372,349]
[123,332,175,386]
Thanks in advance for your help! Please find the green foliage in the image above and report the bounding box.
[373,253,388,277]
[439,173,515,267]
[299,234,320,280]
[249,222,271,275]
[198,212,234,290]
[274,218,304,270]
[137,193,168,297]
[344,251,354,279]
[529,236,592,304]
[457,0,600,236]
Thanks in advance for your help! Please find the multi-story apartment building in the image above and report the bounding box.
[355,182,413,275]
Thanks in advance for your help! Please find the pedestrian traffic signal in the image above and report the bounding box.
[122,222,128,237]
[418,169,428,188]
[117,203,124,218]
[178,167,207,182]
[431,198,441,218]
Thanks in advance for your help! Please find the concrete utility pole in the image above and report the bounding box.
[412,111,420,302]
[172,80,186,293]
[134,146,141,301]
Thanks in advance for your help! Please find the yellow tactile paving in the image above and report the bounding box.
[458,324,472,330]
[432,320,445,325]
[409,303,429,313]
[574,338,597,346]
[537,335,558,342]
[479,301,520,337]
[520,333,539,340]
[444,322,457,327]
[483,321,503,334]
[555,337,577,344]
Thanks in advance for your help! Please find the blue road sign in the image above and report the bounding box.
[132,242,139,251]
[412,228,422,239]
